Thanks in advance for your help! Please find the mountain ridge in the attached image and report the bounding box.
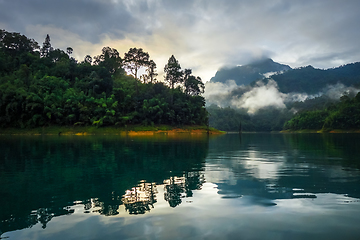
[211,59,360,94]
[210,58,291,85]
[268,62,360,94]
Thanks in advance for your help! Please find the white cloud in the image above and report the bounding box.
[231,80,286,114]
[205,78,360,114]
[204,80,245,107]
[2,0,360,82]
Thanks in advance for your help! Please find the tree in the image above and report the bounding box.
[84,55,92,64]
[40,34,53,58]
[0,30,39,54]
[185,75,204,96]
[182,69,204,96]
[93,47,122,75]
[164,55,183,89]
[66,47,73,56]
[0,30,39,72]
[0,30,210,128]
[123,48,150,80]
[145,59,158,83]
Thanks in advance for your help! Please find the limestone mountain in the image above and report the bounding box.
[210,58,291,85]
[269,63,360,94]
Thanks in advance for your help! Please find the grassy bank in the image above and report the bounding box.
[0,125,225,135]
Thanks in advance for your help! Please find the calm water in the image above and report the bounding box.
[1,133,360,240]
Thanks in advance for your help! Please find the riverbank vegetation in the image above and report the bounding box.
[0,30,207,129]
[0,125,223,135]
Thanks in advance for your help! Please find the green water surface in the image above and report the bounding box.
[1,133,360,239]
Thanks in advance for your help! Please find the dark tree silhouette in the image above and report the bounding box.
[40,34,53,57]
[164,55,183,89]
[123,47,150,80]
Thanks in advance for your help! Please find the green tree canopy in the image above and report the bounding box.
[0,30,209,129]
[0,29,39,54]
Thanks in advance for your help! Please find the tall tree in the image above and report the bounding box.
[40,34,53,58]
[123,48,150,80]
[145,60,158,83]
[164,55,183,89]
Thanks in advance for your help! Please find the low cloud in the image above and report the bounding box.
[322,83,360,99]
[205,79,360,114]
[204,80,288,113]
[204,80,248,107]
[231,80,286,114]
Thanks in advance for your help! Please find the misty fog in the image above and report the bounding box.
[204,79,360,114]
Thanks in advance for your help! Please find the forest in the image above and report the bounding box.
[208,92,360,132]
[0,30,207,128]
[283,93,360,131]
[2,29,359,132]
[207,105,292,132]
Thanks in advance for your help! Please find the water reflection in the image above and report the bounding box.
[1,133,360,239]
[163,171,205,208]
[123,181,157,214]
[207,133,360,203]
[121,170,205,213]
[0,135,209,234]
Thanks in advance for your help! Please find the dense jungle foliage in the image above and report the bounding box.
[283,93,360,131]
[0,30,207,128]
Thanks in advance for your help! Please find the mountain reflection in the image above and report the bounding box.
[1,133,360,236]
[207,133,360,203]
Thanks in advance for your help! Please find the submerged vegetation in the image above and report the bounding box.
[0,30,207,130]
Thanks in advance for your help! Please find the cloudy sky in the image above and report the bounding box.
[1,0,360,81]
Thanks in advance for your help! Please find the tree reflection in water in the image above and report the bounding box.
[93,201,120,216]
[164,172,205,207]
[0,135,209,232]
[122,171,205,212]
[122,181,158,215]
[164,176,186,208]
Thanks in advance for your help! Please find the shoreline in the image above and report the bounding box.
[0,125,225,136]
[281,129,360,133]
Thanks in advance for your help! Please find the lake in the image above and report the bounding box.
[1,133,360,240]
